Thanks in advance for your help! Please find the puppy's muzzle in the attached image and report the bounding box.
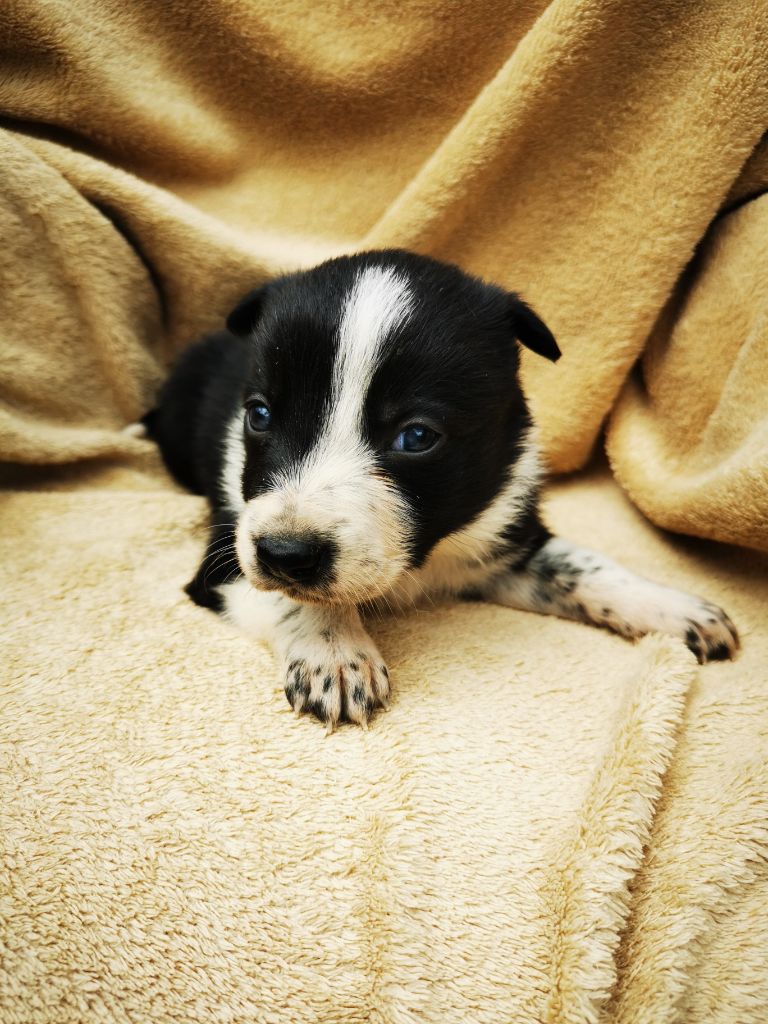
[256,535,331,587]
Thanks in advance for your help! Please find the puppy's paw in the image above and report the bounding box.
[627,587,740,663]
[282,632,390,731]
[677,598,739,664]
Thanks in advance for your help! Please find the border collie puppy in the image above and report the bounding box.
[145,250,738,730]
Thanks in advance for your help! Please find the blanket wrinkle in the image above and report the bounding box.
[2,1,768,1021]
[542,639,693,1024]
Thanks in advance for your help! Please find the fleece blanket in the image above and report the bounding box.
[1,1,767,1021]
[2,465,767,1024]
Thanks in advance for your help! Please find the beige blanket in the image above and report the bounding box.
[3,464,767,1022]
[1,1,767,1020]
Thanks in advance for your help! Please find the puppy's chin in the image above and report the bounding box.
[242,567,398,607]
[244,570,335,605]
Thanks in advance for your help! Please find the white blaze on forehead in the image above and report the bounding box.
[326,265,415,445]
[221,265,414,506]
[221,412,247,511]
[273,265,415,494]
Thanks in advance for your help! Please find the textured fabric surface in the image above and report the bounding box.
[2,2,768,1021]
[607,190,768,551]
[2,461,767,1023]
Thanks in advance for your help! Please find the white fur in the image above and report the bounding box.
[219,576,286,639]
[220,413,247,512]
[327,265,415,449]
[122,422,148,439]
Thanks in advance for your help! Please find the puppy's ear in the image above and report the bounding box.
[226,286,265,336]
[508,296,561,362]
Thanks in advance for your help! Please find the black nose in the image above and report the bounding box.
[256,536,325,585]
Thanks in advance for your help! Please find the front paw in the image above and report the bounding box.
[678,598,739,664]
[282,633,390,730]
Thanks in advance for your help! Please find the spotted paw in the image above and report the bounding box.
[282,632,390,730]
[677,598,739,664]
[632,586,739,663]
[582,574,740,664]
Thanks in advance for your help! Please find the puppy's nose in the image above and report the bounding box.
[256,536,324,585]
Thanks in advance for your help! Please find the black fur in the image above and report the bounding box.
[183,509,241,611]
[145,330,249,504]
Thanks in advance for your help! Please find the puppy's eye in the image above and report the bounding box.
[245,402,272,433]
[392,423,440,453]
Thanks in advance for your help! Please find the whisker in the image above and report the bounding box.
[203,548,239,575]
[203,554,241,586]
[400,567,434,607]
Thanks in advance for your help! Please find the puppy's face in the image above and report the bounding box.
[225,251,559,605]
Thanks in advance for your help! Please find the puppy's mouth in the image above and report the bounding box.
[248,571,336,605]
[244,567,387,607]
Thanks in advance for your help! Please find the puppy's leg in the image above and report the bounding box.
[219,578,390,730]
[484,536,739,663]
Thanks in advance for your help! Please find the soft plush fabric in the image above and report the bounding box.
[606,190,768,551]
[3,461,767,1024]
[1,1,767,1021]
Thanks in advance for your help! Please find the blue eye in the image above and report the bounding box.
[392,423,440,453]
[245,402,272,433]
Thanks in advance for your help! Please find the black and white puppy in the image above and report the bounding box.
[145,249,738,730]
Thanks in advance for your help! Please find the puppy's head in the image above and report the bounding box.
[224,250,559,604]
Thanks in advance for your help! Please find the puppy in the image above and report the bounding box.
[145,249,738,729]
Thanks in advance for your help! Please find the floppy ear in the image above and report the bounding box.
[509,296,561,362]
[226,286,265,336]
